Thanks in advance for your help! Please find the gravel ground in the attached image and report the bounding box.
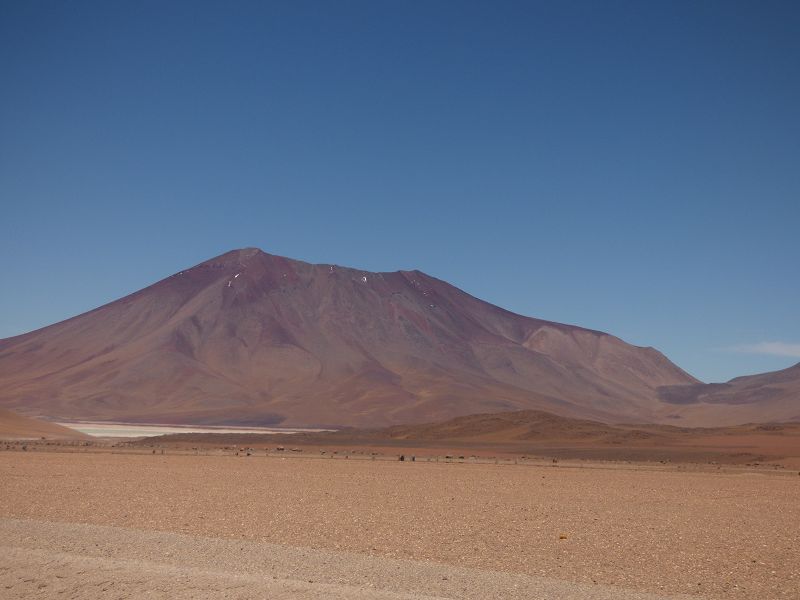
[1,518,680,599]
[0,451,798,599]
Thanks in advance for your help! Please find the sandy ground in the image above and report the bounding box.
[55,422,330,437]
[1,519,680,599]
[1,450,798,599]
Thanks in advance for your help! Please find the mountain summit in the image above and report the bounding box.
[0,247,758,427]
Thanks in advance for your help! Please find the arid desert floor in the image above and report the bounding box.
[1,448,798,599]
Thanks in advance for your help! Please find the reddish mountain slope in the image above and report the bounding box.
[0,248,701,427]
[658,363,800,425]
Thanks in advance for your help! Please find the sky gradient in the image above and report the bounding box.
[1,0,798,383]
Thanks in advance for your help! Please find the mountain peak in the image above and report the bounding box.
[201,247,270,265]
[0,247,704,428]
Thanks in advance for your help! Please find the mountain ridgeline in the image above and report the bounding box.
[0,248,796,427]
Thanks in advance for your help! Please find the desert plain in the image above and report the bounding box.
[1,438,799,600]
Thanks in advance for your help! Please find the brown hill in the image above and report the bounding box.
[375,409,640,442]
[135,410,649,447]
[136,409,800,467]
[0,247,709,427]
[0,408,88,440]
[658,362,800,426]
[179,410,650,444]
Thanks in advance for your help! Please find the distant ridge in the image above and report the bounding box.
[657,362,800,424]
[0,247,791,427]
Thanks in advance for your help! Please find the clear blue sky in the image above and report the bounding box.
[1,0,798,383]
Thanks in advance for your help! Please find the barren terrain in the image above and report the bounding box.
[1,449,798,599]
[135,409,800,469]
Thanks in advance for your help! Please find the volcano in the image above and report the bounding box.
[0,247,726,427]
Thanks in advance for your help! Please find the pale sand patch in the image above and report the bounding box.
[57,421,328,438]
